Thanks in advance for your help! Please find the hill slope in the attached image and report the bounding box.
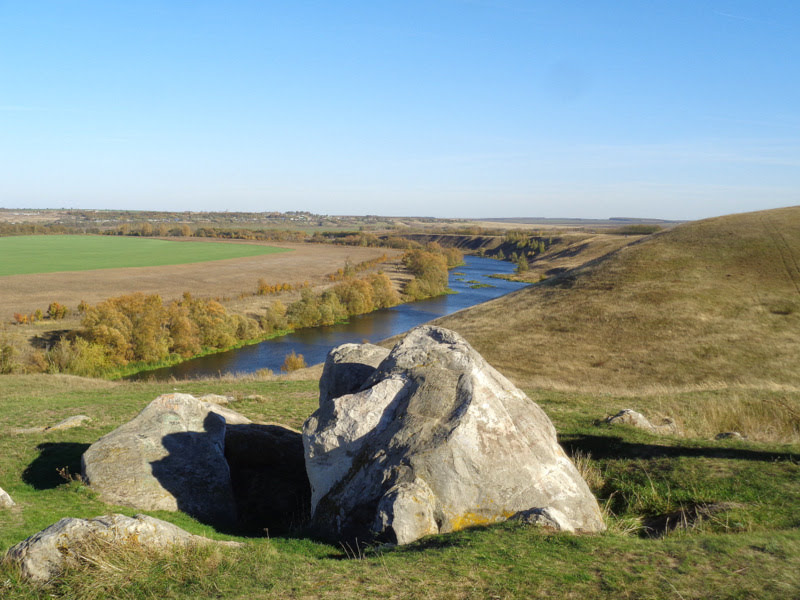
[437,206,800,391]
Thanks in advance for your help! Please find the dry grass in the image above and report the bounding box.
[648,389,800,443]
[437,206,800,393]
[516,233,638,282]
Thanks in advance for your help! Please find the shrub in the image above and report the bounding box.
[281,350,307,372]
[402,249,449,300]
[48,302,69,320]
[46,337,111,377]
[0,341,16,373]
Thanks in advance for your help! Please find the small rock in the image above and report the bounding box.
[0,486,14,508]
[605,409,678,434]
[511,507,575,532]
[44,415,92,432]
[198,394,234,405]
[11,427,46,434]
[715,431,745,440]
[244,394,267,401]
[5,513,241,583]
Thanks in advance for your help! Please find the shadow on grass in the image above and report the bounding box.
[23,442,90,490]
[560,433,800,463]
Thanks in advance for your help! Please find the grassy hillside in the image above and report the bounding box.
[438,206,800,392]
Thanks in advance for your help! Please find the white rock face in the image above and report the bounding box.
[318,342,391,404]
[81,393,251,527]
[5,513,238,583]
[0,486,14,508]
[303,326,606,544]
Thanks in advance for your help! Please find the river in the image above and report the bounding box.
[130,255,528,380]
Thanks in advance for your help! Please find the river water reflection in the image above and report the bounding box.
[131,255,528,380]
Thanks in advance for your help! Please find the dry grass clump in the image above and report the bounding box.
[2,537,248,599]
[650,389,800,443]
[570,449,605,492]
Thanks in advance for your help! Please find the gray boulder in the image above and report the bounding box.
[0,486,14,508]
[303,326,605,545]
[81,393,251,527]
[318,342,390,404]
[5,513,240,583]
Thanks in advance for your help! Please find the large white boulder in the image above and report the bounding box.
[303,326,605,544]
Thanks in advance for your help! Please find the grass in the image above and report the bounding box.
[2,206,800,597]
[0,374,798,598]
[0,235,289,276]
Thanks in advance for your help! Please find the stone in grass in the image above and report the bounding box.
[511,507,575,532]
[44,415,92,432]
[605,409,679,435]
[304,325,606,545]
[715,431,745,440]
[5,513,241,583]
[81,393,251,528]
[0,486,14,508]
[12,415,92,435]
[198,394,235,405]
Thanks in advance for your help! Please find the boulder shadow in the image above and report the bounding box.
[150,413,239,533]
[23,442,91,490]
[149,414,311,537]
[560,433,800,463]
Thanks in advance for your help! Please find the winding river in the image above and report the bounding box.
[131,255,528,381]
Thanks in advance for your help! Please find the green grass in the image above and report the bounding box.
[1,374,798,598]
[0,236,289,276]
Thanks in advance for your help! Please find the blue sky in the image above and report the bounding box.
[1,1,798,220]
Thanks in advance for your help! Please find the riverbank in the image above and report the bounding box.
[127,256,528,381]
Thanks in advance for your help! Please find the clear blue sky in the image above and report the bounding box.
[1,1,798,220]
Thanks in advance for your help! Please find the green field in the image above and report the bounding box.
[0,236,289,276]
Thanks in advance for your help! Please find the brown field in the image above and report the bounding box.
[0,241,400,319]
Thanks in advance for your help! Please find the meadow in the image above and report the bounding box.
[1,207,799,598]
[0,374,797,599]
[0,235,289,277]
